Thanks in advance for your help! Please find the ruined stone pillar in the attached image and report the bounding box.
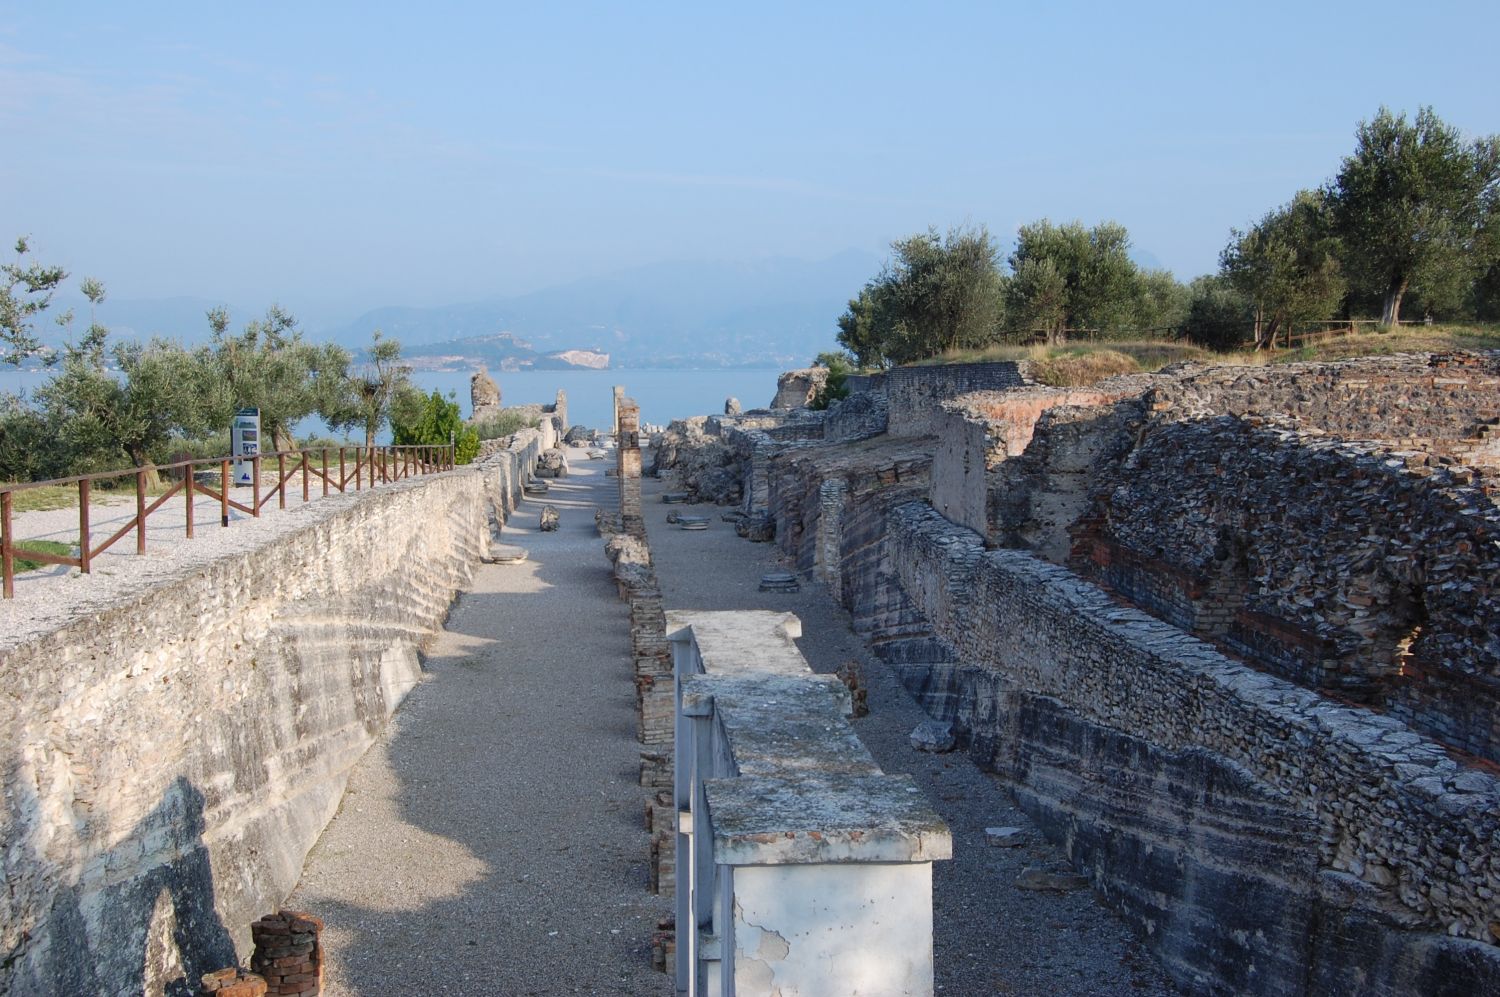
[250,911,323,996]
[612,385,624,436]
[617,398,644,537]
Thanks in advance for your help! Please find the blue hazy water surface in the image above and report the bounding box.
[3,367,784,439]
[409,368,782,429]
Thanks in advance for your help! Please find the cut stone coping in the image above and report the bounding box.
[483,543,528,564]
[667,609,807,677]
[704,773,953,866]
[680,673,870,778]
[758,571,801,592]
[523,481,549,494]
[678,516,709,530]
[662,492,690,503]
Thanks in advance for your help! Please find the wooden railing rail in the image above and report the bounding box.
[0,444,455,598]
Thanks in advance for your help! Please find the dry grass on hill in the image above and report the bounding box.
[910,324,1499,386]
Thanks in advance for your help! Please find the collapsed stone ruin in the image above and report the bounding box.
[652,352,1500,996]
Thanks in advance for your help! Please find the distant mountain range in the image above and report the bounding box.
[42,245,1171,370]
[323,249,882,368]
[42,250,882,370]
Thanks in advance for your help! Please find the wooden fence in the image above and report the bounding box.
[0,444,455,598]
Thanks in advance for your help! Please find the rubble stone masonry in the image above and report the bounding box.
[718,351,1500,995]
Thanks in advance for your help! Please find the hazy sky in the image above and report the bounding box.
[2,2,1497,325]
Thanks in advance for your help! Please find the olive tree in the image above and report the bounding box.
[1329,106,1500,325]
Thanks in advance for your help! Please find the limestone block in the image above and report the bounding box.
[909,720,956,753]
[539,505,560,531]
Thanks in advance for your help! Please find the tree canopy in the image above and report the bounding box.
[1220,191,1345,349]
[1328,106,1500,325]
[1006,220,1139,343]
[836,226,1005,366]
[196,305,352,452]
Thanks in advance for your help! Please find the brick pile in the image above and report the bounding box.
[250,910,323,996]
[198,968,267,997]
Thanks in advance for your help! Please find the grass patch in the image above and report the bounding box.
[905,324,1499,379]
[472,410,541,441]
[4,477,175,513]
[1030,349,1142,387]
[1267,323,1500,363]
[11,539,74,571]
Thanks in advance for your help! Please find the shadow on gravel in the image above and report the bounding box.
[291,466,670,997]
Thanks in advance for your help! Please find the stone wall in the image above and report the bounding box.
[616,399,644,537]
[732,351,1500,995]
[601,437,674,897]
[477,420,561,525]
[0,454,532,996]
[1074,418,1500,759]
[871,361,1029,438]
[1145,352,1500,458]
[929,386,1140,538]
[880,502,1499,996]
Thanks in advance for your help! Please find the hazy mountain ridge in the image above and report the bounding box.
[34,249,884,367]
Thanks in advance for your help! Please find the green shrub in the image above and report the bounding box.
[471,410,540,441]
[391,389,480,464]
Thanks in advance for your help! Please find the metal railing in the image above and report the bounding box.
[0,444,455,598]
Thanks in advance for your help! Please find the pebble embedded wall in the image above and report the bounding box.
[1075,417,1500,758]
[881,501,1500,996]
[0,455,527,997]
[1144,352,1500,456]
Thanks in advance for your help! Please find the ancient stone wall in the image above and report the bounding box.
[1145,352,1500,457]
[0,457,523,996]
[731,352,1500,995]
[879,502,1500,996]
[1074,418,1500,759]
[477,420,560,525]
[870,361,1029,438]
[823,390,889,442]
[601,446,674,896]
[929,385,1140,540]
[616,399,644,537]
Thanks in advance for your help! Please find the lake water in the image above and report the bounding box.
[407,368,783,429]
[3,367,784,441]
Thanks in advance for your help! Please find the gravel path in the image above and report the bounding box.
[288,457,670,996]
[643,471,1180,997]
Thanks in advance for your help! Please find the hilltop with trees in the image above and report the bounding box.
[835,106,1498,369]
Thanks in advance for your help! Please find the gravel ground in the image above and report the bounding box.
[0,477,393,652]
[288,456,671,996]
[643,470,1181,997]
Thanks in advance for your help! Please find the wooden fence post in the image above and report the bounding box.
[136,469,148,553]
[80,478,93,568]
[3,490,13,599]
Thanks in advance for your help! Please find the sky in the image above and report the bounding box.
[2,1,1497,328]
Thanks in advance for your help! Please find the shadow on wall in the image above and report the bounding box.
[6,776,237,997]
